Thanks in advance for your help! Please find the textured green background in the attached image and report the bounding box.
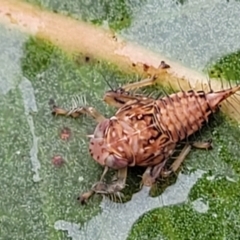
[1,0,240,239]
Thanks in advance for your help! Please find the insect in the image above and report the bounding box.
[50,64,240,204]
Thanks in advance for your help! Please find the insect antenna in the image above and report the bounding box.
[99,71,115,91]
[105,78,115,91]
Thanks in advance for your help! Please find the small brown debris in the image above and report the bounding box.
[112,35,118,41]
[159,61,170,69]
[77,190,94,205]
[60,127,71,141]
[143,63,149,72]
[52,155,65,167]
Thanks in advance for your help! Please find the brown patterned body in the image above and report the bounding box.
[89,86,239,170]
[51,76,240,203]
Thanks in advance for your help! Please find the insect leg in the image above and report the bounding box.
[162,140,212,177]
[161,144,192,178]
[78,166,109,204]
[78,167,127,204]
[141,158,169,187]
[121,61,170,91]
[78,189,95,205]
[93,167,128,195]
[141,166,154,187]
[50,99,106,123]
[121,75,158,91]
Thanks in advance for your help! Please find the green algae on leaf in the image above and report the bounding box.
[206,50,240,81]
[21,37,55,79]
[128,175,240,240]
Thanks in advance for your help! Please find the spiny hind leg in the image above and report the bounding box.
[49,98,106,122]
[93,167,128,196]
[78,166,109,204]
[162,140,213,178]
[78,167,128,204]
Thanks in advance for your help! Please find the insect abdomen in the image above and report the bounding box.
[154,86,240,143]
